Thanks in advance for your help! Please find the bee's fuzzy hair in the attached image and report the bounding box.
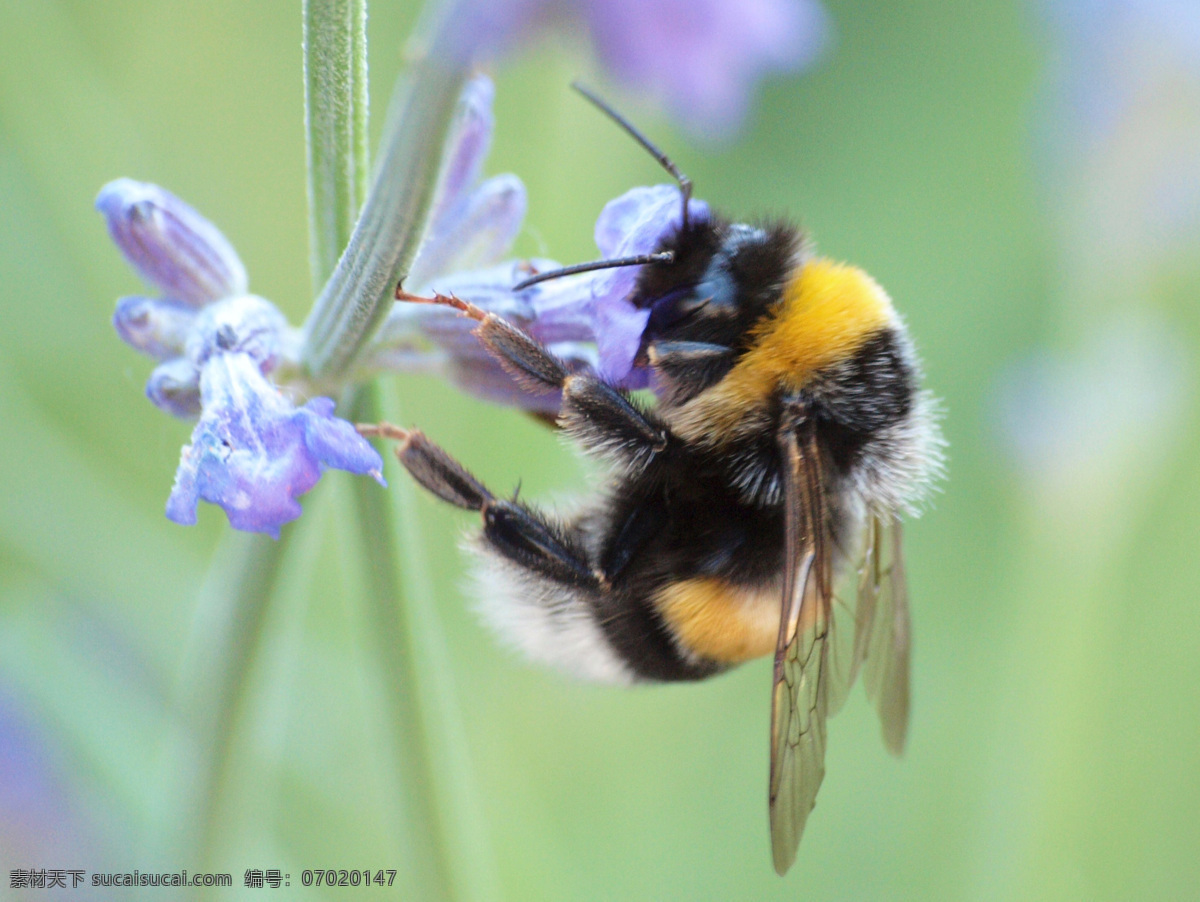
[468,545,635,685]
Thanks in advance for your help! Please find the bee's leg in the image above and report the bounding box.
[481,499,598,589]
[397,290,670,468]
[359,423,601,589]
[485,316,670,466]
[645,340,736,404]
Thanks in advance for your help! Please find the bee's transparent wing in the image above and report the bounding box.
[769,414,833,876]
[824,514,872,718]
[855,516,911,755]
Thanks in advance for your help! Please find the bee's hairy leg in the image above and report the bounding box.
[558,374,667,464]
[646,341,736,402]
[482,500,600,589]
[358,421,601,589]
[396,288,672,467]
[480,317,671,464]
[397,287,572,391]
[358,422,492,510]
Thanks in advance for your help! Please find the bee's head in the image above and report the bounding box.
[509,84,801,400]
[633,218,802,352]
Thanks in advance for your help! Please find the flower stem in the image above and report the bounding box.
[143,528,289,861]
[303,5,496,897]
[300,12,469,381]
[348,382,502,902]
[303,0,369,290]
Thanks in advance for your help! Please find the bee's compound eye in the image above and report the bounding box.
[647,286,704,332]
[646,275,738,335]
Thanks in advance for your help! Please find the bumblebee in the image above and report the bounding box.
[362,87,942,875]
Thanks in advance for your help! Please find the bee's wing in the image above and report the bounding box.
[824,513,871,717]
[769,415,833,876]
[855,516,911,755]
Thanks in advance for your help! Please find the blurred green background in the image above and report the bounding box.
[2,1,1199,899]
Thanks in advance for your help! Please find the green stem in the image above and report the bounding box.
[301,4,494,897]
[303,0,369,289]
[350,382,501,902]
[299,20,468,381]
[144,528,289,862]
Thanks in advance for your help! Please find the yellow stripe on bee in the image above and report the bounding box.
[670,258,895,444]
[746,258,894,388]
[656,578,781,664]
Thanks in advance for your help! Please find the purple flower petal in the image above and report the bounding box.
[519,188,705,365]
[447,0,827,136]
[594,298,651,382]
[0,693,79,857]
[409,174,528,289]
[449,341,600,412]
[113,295,197,360]
[409,78,528,290]
[525,272,600,344]
[146,357,201,418]
[594,186,671,258]
[407,260,540,359]
[96,179,248,306]
[429,75,497,229]
[166,352,384,538]
[184,294,290,372]
[588,186,709,380]
[594,184,709,258]
[580,0,828,134]
[383,187,711,394]
[298,397,389,481]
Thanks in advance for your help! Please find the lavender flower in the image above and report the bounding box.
[373,183,706,408]
[996,2,1200,497]
[367,81,708,410]
[407,77,527,290]
[995,314,1190,503]
[382,260,601,411]
[583,184,710,382]
[100,179,383,537]
[405,84,712,394]
[166,353,383,539]
[0,694,81,862]
[101,58,762,537]
[96,179,247,307]
[452,0,829,135]
[577,0,828,134]
[469,184,710,390]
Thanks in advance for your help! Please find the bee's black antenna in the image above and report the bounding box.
[572,81,693,231]
[508,84,690,293]
[512,251,675,291]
